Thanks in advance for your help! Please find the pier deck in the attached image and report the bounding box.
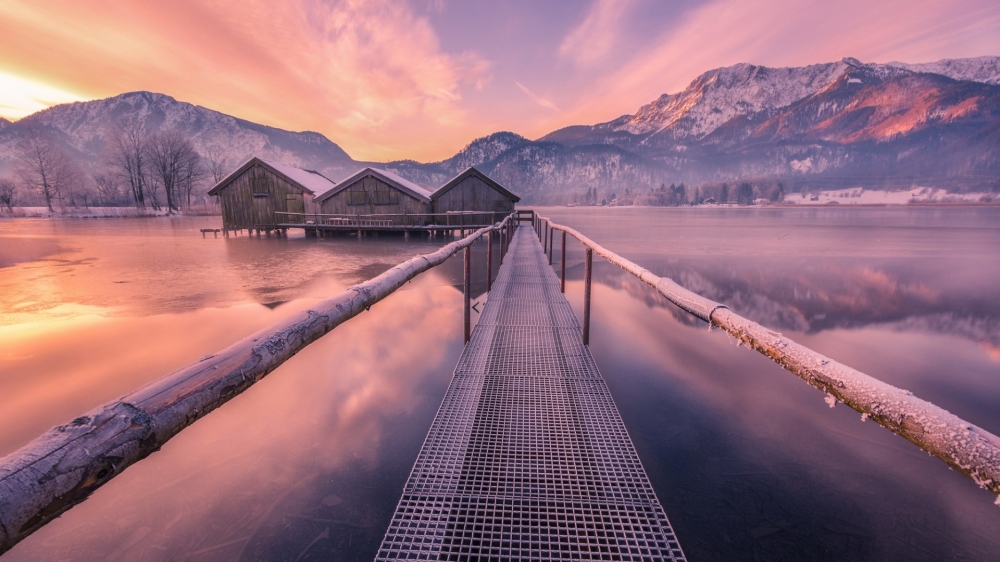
[377,226,686,561]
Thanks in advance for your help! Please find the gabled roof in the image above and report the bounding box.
[315,167,433,203]
[432,167,520,202]
[207,157,337,196]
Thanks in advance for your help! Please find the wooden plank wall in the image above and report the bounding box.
[433,175,515,226]
[320,176,430,225]
[217,165,313,230]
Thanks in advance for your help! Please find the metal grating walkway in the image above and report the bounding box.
[376,226,686,561]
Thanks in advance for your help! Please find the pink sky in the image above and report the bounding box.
[1,0,998,161]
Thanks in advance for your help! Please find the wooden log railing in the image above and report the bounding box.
[0,214,517,555]
[534,213,1000,504]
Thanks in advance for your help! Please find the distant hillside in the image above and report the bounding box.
[0,92,356,180]
[1,56,998,205]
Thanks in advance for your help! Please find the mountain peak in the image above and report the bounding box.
[0,90,354,177]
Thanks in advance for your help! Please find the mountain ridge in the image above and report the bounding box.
[1,55,998,204]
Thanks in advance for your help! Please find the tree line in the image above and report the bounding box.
[0,117,232,213]
[564,180,787,207]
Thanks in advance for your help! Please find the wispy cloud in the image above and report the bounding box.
[515,81,560,112]
[566,0,1000,125]
[0,0,491,160]
[559,0,637,67]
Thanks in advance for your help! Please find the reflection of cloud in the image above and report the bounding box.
[3,272,465,560]
[583,283,1000,558]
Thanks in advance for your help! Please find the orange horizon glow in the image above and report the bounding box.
[1,0,998,162]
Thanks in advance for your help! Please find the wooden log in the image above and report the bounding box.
[0,215,514,554]
[535,215,1000,503]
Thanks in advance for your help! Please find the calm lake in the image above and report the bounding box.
[1,207,999,561]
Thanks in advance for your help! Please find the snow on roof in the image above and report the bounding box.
[261,160,337,195]
[316,167,433,202]
[207,156,336,196]
[433,166,520,202]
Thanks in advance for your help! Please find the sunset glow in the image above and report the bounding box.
[1,0,998,160]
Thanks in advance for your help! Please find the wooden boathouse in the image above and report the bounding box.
[315,167,433,226]
[214,161,522,235]
[208,157,335,234]
[431,166,520,227]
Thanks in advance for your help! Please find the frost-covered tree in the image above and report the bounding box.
[148,130,202,212]
[92,172,124,206]
[107,116,150,209]
[204,145,231,184]
[0,178,18,212]
[15,128,78,212]
[736,182,755,205]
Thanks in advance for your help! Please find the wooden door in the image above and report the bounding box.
[252,194,273,227]
[285,193,304,223]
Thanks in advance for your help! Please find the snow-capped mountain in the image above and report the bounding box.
[540,57,971,148]
[0,92,355,178]
[1,55,998,202]
[887,56,1000,85]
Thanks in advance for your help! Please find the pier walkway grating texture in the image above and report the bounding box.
[376,227,686,561]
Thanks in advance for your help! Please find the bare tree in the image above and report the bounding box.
[107,116,149,209]
[15,128,77,212]
[181,150,207,208]
[204,145,231,184]
[0,178,18,212]
[148,130,202,212]
[92,171,123,206]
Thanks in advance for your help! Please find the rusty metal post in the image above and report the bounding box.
[560,230,566,294]
[487,230,494,292]
[464,245,471,344]
[583,247,592,346]
[548,225,553,265]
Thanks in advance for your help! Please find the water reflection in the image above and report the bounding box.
[3,210,999,561]
[1,218,493,561]
[543,206,1000,561]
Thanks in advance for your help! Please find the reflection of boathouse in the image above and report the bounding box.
[210,159,519,234]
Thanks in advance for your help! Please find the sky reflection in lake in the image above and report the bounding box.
[546,206,1000,560]
[1,209,999,561]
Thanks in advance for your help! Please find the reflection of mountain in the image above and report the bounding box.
[585,262,1000,346]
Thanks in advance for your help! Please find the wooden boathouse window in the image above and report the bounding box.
[372,185,400,206]
[347,188,369,206]
[251,169,269,197]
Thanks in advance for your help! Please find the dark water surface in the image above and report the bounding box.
[1,209,999,561]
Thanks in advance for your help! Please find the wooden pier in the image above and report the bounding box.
[376,226,685,561]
